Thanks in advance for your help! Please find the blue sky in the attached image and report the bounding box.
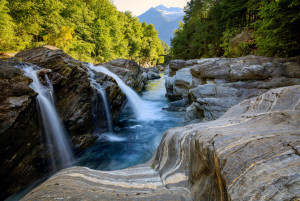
[113,0,188,16]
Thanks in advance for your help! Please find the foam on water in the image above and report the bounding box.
[88,63,160,121]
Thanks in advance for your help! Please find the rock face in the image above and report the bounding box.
[165,55,300,122]
[14,48,148,139]
[15,46,94,137]
[100,59,148,92]
[22,85,300,200]
[0,47,149,199]
[0,61,48,200]
[94,59,148,122]
[143,66,161,80]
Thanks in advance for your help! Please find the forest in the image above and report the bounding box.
[0,0,164,65]
[171,0,300,59]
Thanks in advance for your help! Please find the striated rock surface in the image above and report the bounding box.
[15,46,94,137]
[14,47,148,139]
[165,55,300,122]
[0,47,149,199]
[0,61,47,199]
[22,85,300,200]
[22,162,191,201]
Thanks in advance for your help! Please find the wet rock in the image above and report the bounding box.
[164,98,190,112]
[0,47,155,199]
[143,67,160,80]
[22,85,300,201]
[15,46,94,137]
[101,59,148,92]
[71,134,98,153]
[165,55,300,122]
[0,61,47,200]
[92,59,147,123]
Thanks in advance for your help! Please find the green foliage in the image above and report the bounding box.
[221,28,254,57]
[161,40,170,53]
[172,0,225,59]
[254,0,300,57]
[172,0,300,59]
[1,0,165,65]
[0,0,15,51]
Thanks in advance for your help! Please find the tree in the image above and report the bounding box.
[254,0,300,57]
[2,0,165,64]
[171,0,300,59]
[0,0,15,50]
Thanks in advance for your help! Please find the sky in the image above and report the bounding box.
[112,0,189,16]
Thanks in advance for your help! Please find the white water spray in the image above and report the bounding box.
[17,64,74,170]
[87,67,113,132]
[88,63,149,120]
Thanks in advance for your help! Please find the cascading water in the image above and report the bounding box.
[77,73,185,170]
[88,63,153,120]
[87,67,113,132]
[17,64,74,171]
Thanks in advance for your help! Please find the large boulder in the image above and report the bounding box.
[0,61,48,200]
[15,46,95,137]
[22,85,300,201]
[0,47,147,199]
[93,58,149,122]
[100,59,148,92]
[15,48,147,137]
[143,66,160,80]
[165,55,300,122]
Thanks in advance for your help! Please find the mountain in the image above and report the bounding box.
[138,5,185,46]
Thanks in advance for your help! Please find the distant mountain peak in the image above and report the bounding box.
[138,5,185,46]
[155,4,168,10]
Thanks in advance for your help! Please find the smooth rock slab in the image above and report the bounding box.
[23,163,191,201]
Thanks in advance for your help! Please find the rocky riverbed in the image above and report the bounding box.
[0,46,160,199]
[22,85,300,201]
[165,56,300,123]
[0,47,299,200]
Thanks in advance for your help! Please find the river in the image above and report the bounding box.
[76,73,184,170]
[6,73,184,200]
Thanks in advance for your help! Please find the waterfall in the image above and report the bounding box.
[87,67,113,132]
[87,63,146,120]
[17,64,74,171]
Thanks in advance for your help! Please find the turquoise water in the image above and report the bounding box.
[76,74,184,170]
[6,74,184,200]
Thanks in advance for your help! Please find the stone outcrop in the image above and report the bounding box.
[22,85,300,200]
[143,66,161,80]
[14,47,148,138]
[165,55,300,122]
[100,59,148,92]
[15,46,95,137]
[0,47,149,199]
[94,59,148,122]
[0,61,48,200]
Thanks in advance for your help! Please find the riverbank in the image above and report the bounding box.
[1,46,299,200]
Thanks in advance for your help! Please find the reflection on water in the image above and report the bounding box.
[76,73,184,170]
